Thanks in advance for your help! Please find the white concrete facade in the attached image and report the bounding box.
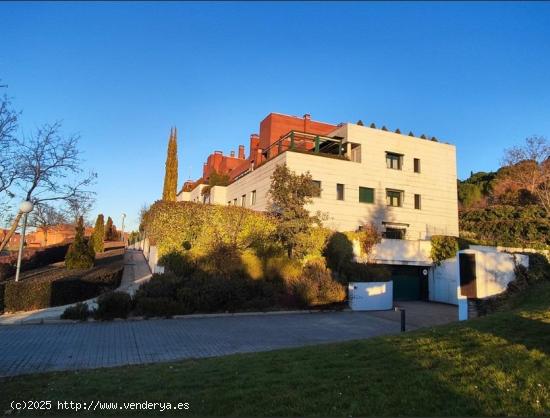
[178,123,459,240]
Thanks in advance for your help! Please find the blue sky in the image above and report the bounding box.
[1,1,549,230]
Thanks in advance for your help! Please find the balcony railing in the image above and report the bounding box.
[262,130,347,161]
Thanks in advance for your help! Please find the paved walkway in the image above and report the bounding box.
[0,250,151,325]
[0,304,457,377]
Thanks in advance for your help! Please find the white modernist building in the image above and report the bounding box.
[179,122,459,241]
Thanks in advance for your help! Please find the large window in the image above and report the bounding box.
[414,158,421,173]
[359,187,374,204]
[414,194,421,210]
[312,180,322,197]
[386,152,403,170]
[386,189,404,207]
[251,190,257,205]
[383,227,405,239]
[336,183,345,201]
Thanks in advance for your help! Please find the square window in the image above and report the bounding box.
[312,180,322,198]
[414,194,421,210]
[386,152,403,170]
[386,189,403,207]
[359,187,374,204]
[336,183,345,200]
[414,158,421,173]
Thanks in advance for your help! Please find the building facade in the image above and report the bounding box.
[178,113,459,241]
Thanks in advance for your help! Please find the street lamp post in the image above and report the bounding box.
[15,200,34,282]
[120,213,126,245]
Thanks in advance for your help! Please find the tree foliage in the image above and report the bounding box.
[430,235,459,265]
[89,214,105,253]
[162,127,178,202]
[267,164,319,257]
[104,216,117,241]
[65,216,94,269]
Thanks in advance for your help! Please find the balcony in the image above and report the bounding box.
[262,130,350,162]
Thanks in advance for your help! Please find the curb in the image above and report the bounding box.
[0,308,350,326]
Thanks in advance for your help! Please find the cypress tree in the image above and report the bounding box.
[89,214,105,253]
[65,216,95,269]
[105,216,114,241]
[162,127,178,201]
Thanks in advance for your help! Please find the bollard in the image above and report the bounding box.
[394,307,406,332]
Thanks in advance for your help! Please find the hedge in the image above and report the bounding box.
[3,262,124,312]
[141,201,279,259]
[459,205,550,249]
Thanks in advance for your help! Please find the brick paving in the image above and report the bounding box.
[0,303,457,377]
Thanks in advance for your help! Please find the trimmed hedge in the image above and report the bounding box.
[3,263,124,312]
[95,291,132,320]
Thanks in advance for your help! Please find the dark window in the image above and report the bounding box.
[414,158,421,173]
[312,180,321,197]
[251,190,257,205]
[228,201,231,206]
[233,198,237,205]
[383,228,405,239]
[386,189,403,207]
[359,187,374,204]
[386,152,403,170]
[241,194,246,207]
[336,183,345,200]
[414,194,421,210]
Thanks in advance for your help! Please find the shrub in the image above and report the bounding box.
[95,291,132,320]
[241,250,264,280]
[293,227,331,261]
[340,262,391,284]
[431,235,459,265]
[159,251,195,277]
[89,214,105,253]
[61,302,90,321]
[264,256,302,284]
[294,259,345,306]
[65,216,95,269]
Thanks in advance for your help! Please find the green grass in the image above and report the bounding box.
[2,282,550,416]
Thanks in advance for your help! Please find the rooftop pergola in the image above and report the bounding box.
[263,130,346,160]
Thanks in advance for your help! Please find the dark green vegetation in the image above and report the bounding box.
[89,214,105,253]
[65,216,95,269]
[430,235,459,265]
[2,281,549,416]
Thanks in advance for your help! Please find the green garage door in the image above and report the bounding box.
[393,275,421,301]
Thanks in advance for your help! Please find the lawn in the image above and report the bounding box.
[2,282,549,416]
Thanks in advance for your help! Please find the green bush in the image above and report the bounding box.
[3,263,123,312]
[324,232,354,274]
[430,235,459,265]
[293,227,331,261]
[61,303,90,321]
[240,250,264,280]
[95,291,132,320]
[158,251,195,277]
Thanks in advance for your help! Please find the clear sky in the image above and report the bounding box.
[1,1,549,230]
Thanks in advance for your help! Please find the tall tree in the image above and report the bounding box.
[267,164,319,257]
[89,214,105,253]
[162,127,178,201]
[64,195,94,226]
[65,216,94,269]
[29,203,67,247]
[497,136,550,213]
[0,85,19,221]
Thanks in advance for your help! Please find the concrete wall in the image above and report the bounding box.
[365,238,432,265]
[349,281,393,311]
[430,257,459,305]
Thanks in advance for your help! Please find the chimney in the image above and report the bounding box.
[303,114,311,133]
[238,145,245,159]
[230,150,235,157]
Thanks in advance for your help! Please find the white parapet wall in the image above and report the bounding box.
[355,238,433,266]
[349,281,393,311]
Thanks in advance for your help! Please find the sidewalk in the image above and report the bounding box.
[0,249,152,325]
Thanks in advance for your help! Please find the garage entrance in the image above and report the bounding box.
[389,265,429,301]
